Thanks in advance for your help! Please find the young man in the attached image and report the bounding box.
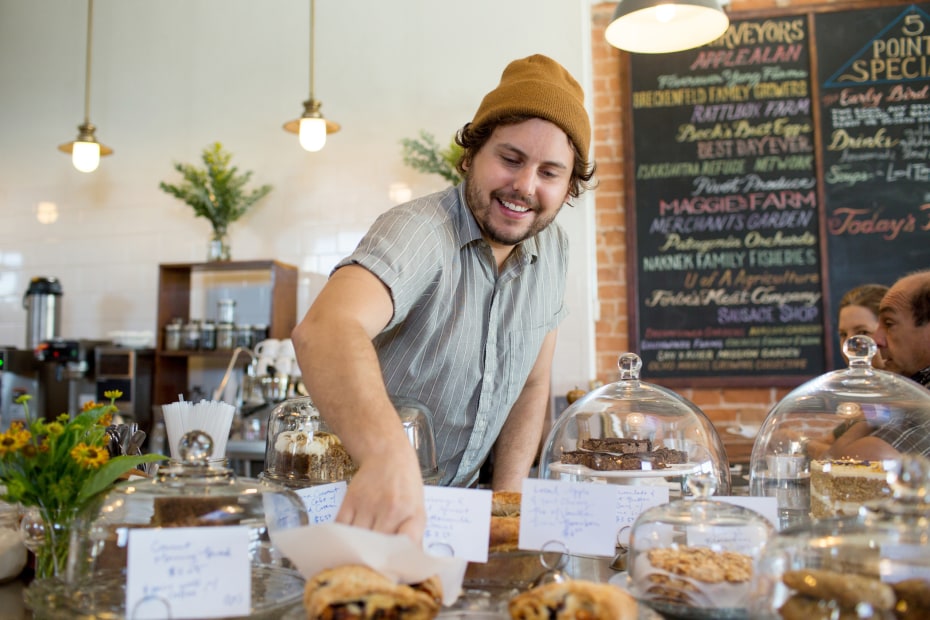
[291,54,595,541]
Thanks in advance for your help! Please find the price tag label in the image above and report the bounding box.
[519,478,617,557]
[295,481,348,524]
[127,526,250,619]
[423,486,492,562]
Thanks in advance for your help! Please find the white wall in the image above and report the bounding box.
[0,0,597,398]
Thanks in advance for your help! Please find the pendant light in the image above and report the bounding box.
[605,0,730,54]
[283,0,340,152]
[58,0,112,172]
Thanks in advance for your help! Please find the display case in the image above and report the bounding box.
[627,475,774,619]
[153,260,298,408]
[752,455,930,619]
[539,353,731,497]
[748,336,930,529]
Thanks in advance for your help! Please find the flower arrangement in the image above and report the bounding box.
[159,142,273,261]
[0,392,164,578]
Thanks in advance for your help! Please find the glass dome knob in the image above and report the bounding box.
[617,353,643,380]
[178,430,214,463]
[686,473,718,499]
[843,334,878,369]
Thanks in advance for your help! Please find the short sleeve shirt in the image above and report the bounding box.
[335,185,569,485]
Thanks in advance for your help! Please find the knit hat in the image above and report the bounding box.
[471,54,591,160]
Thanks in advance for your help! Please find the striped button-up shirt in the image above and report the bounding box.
[336,184,568,485]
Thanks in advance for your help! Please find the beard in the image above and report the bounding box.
[463,170,560,247]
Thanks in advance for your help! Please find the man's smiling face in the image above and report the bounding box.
[462,118,574,261]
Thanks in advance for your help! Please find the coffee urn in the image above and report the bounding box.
[22,276,62,350]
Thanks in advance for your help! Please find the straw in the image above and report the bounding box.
[161,397,236,460]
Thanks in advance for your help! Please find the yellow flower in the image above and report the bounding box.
[98,412,113,427]
[103,390,123,400]
[82,400,100,412]
[0,428,30,456]
[45,422,65,437]
[70,443,110,469]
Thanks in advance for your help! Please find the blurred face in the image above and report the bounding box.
[874,276,930,376]
[462,118,573,265]
[838,304,885,369]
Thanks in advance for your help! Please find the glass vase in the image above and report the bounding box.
[207,228,231,262]
[20,506,74,580]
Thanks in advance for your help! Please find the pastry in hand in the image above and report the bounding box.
[304,564,442,620]
[508,580,638,619]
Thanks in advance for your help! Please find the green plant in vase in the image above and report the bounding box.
[159,142,273,261]
[0,393,164,580]
[400,130,463,185]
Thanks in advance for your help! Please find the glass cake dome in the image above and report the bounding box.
[627,475,775,619]
[749,336,930,529]
[263,395,439,487]
[751,455,930,619]
[539,353,731,496]
[27,430,309,619]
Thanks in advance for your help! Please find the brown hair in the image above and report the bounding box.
[839,284,888,319]
[454,114,597,201]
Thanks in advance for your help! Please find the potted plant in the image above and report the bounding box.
[159,142,273,261]
[400,130,463,185]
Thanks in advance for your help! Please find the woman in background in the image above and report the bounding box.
[837,283,889,369]
[806,283,890,459]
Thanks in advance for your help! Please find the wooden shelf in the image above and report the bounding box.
[152,260,298,407]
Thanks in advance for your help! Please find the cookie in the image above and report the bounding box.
[782,568,895,610]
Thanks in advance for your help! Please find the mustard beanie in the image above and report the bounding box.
[471,54,591,160]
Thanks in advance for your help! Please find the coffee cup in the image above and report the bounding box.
[274,355,296,376]
[254,338,281,358]
[278,338,296,359]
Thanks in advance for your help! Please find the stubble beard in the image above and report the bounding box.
[463,171,559,247]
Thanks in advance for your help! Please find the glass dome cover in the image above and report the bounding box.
[539,353,731,496]
[752,455,930,619]
[627,475,774,619]
[28,430,309,619]
[263,395,440,487]
[749,336,930,528]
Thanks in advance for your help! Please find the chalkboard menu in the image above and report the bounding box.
[815,3,930,369]
[628,15,826,384]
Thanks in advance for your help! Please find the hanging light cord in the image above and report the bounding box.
[83,0,94,124]
[308,0,316,101]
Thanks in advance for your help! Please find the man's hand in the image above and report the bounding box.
[335,443,427,543]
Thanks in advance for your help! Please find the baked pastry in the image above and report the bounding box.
[508,580,638,619]
[778,593,860,620]
[782,568,895,610]
[560,437,687,471]
[809,459,891,518]
[892,578,930,620]
[270,430,358,482]
[489,490,521,553]
[632,546,753,608]
[303,564,441,620]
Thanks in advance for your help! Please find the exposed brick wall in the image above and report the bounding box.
[588,0,877,432]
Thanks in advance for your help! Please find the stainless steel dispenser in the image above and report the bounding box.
[22,277,63,350]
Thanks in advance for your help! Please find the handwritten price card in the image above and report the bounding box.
[519,479,617,557]
[295,481,348,524]
[423,486,492,563]
[126,526,250,619]
[615,485,669,545]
